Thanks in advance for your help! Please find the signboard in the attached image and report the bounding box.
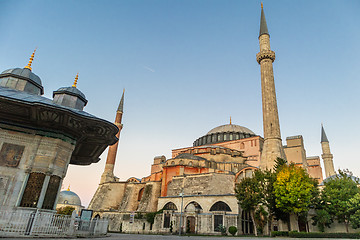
[130,211,135,223]
[80,209,93,221]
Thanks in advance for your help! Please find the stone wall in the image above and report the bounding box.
[0,126,74,209]
[88,182,126,210]
[166,173,235,197]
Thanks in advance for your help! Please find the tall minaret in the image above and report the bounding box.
[100,89,125,183]
[321,124,336,178]
[256,4,286,170]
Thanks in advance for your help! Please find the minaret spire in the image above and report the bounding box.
[24,48,37,71]
[257,4,287,170]
[321,124,329,143]
[320,124,336,178]
[259,3,269,38]
[100,90,125,183]
[117,88,125,113]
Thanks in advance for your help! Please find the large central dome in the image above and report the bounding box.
[193,123,256,147]
[207,124,255,135]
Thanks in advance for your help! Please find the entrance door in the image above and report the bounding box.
[186,216,196,233]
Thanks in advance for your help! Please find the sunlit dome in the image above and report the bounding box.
[57,188,81,206]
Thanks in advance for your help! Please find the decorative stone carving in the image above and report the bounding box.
[0,143,25,168]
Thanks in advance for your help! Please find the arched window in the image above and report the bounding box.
[188,161,193,166]
[179,160,184,165]
[20,172,46,208]
[185,201,203,212]
[240,142,245,149]
[138,188,144,201]
[171,161,175,165]
[210,201,231,212]
[163,202,177,211]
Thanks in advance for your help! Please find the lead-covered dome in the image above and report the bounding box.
[53,86,88,110]
[57,190,82,206]
[207,124,255,135]
[193,123,256,147]
[0,68,44,95]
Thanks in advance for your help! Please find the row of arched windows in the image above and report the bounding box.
[193,132,254,146]
[163,200,231,212]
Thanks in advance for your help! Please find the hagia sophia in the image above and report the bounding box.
[0,3,346,237]
[87,5,337,234]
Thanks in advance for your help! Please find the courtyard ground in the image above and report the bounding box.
[0,233,356,240]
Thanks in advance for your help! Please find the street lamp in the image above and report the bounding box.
[178,191,184,236]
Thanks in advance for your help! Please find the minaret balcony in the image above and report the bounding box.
[256,50,275,64]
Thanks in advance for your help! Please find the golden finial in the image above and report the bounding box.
[24,48,37,71]
[230,116,232,125]
[261,2,263,9]
[67,185,70,191]
[72,73,79,87]
[123,88,125,94]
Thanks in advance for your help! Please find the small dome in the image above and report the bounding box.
[320,174,360,186]
[0,68,44,95]
[57,190,81,206]
[207,124,255,135]
[53,86,87,103]
[53,86,88,110]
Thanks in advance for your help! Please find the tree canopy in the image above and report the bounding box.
[319,170,360,232]
[273,164,318,216]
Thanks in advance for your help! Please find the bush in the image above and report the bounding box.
[56,206,75,215]
[216,224,227,236]
[288,232,360,238]
[271,231,289,237]
[228,226,237,236]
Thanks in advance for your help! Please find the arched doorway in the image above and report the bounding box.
[186,216,196,233]
[163,202,177,229]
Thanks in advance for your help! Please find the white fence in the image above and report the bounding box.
[0,209,108,237]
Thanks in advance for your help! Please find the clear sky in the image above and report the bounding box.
[1,0,359,207]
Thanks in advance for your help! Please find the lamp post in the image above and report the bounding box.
[178,191,184,236]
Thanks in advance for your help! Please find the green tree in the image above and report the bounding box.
[321,170,359,232]
[348,193,360,229]
[273,164,318,230]
[56,206,75,215]
[312,209,332,232]
[235,175,261,236]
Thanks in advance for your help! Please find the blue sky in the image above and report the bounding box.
[1,0,359,206]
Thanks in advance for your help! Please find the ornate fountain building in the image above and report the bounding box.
[0,50,118,214]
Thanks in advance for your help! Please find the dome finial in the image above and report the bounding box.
[261,2,263,9]
[72,73,79,87]
[24,48,37,71]
[230,116,232,125]
[67,184,70,191]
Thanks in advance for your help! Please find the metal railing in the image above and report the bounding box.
[0,209,108,237]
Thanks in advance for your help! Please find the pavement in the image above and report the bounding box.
[0,233,356,239]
